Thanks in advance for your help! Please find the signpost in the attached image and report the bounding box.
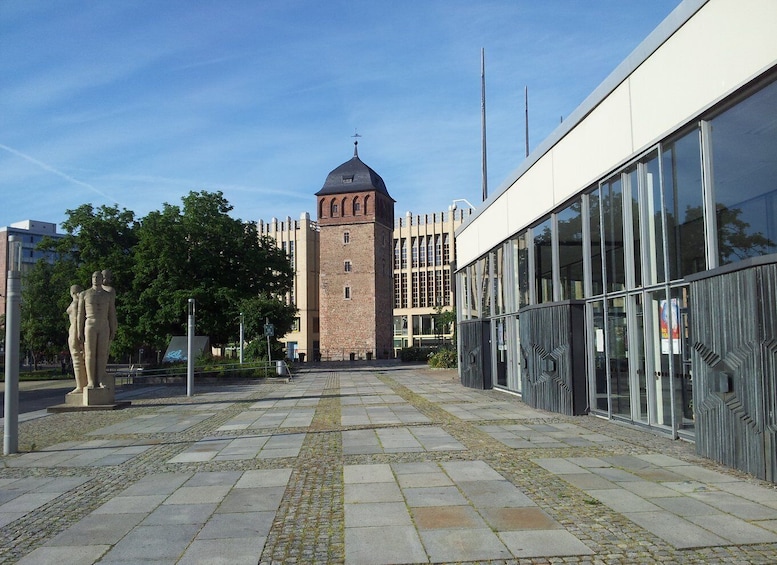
[264,319,274,363]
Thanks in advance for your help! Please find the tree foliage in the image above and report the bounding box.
[30,191,295,362]
[20,260,69,369]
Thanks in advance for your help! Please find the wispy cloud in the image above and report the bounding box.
[0,144,123,205]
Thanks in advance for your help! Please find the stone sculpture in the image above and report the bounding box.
[77,271,117,389]
[66,284,88,392]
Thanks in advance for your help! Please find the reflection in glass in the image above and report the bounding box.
[591,301,608,412]
[642,154,665,285]
[513,232,530,308]
[588,189,604,296]
[603,176,626,292]
[557,198,584,300]
[662,129,705,278]
[710,79,777,265]
[607,297,630,417]
[628,168,641,287]
[534,218,553,303]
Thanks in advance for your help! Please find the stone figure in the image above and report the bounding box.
[78,271,117,389]
[66,284,87,392]
[101,269,116,347]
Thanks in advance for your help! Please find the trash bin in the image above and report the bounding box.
[349,352,356,361]
[298,353,305,363]
[276,360,284,376]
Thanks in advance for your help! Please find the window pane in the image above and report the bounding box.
[516,232,530,308]
[533,218,553,303]
[493,246,505,315]
[628,168,641,287]
[603,176,626,292]
[662,129,705,278]
[588,189,604,296]
[557,198,584,300]
[642,153,666,284]
[710,79,777,265]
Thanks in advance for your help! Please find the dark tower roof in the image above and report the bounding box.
[315,142,394,200]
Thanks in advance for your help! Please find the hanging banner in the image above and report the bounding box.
[659,298,680,354]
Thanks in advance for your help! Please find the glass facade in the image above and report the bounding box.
[457,74,777,437]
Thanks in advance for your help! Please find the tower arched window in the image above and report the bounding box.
[364,195,371,215]
[341,197,347,216]
[319,199,326,218]
[331,201,338,216]
[353,196,361,215]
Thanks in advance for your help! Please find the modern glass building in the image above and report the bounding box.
[455,0,777,481]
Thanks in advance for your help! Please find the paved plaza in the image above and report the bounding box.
[2,365,777,564]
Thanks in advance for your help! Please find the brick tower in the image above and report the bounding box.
[315,142,395,360]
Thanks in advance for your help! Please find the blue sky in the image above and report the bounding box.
[1,0,681,230]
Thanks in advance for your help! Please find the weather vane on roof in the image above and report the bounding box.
[352,129,362,156]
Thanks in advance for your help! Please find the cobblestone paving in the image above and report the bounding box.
[1,367,777,564]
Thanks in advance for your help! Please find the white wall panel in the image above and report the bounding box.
[551,83,633,203]
[505,153,555,234]
[630,0,777,148]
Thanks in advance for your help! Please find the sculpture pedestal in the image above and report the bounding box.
[48,375,130,413]
[84,386,114,406]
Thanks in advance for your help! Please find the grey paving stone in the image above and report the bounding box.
[47,512,146,546]
[345,482,403,504]
[396,471,452,488]
[442,460,504,481]
[100,523,201,560]
[177,537,264,565]
[345,502,413,527]
[92,494,168,515]
[562,472,618,490]
[16,545,110,565]
[624,510,728,548]
[141,502,218,525]
[345,525,427,565]
[688,490,777,520]
[688,514,777,544]
[620,479,684,498]
[532,457,589,475]
[457,480,536,508]
[217,486,286,513]
[499,529,594,558]
[234,467,293,488]
[120,473,191,496]
[585,488,661,512]
[185,471,242,487]
[651,495,722,516]
[344,463,394,484]
[196,511,275,539]
[403,486,468,507]
[164,484,232,504]
[420,527,512,562]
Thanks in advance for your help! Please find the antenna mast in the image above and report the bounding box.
[481,48,488,202]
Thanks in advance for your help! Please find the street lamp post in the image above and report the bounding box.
[187,298,195,397]
[4,236,22,455]
[239,312,244,365]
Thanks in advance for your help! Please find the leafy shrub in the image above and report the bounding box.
[428,348,458,368]
[400,346,435,362]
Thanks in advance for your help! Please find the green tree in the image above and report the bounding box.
[238,295,298,360]
[20,260,69,370]
[132,191,295,353]
[44,204,139,359]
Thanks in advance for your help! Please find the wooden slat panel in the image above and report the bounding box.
[691,263,775,481]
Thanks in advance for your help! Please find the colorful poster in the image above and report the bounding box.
[659,298,680,354]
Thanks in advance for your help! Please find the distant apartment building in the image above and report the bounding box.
[258,213,320,362]
[392,208,471,351]
[0,220,63,313]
